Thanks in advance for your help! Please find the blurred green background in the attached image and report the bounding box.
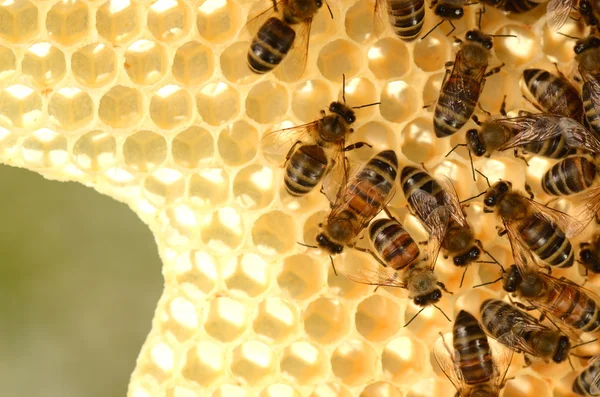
[0,165,163,397]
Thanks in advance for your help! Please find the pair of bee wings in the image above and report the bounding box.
[494,113,600,154]
[546,0,576,31]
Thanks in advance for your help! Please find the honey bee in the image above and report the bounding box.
[541,154,597,197]
[579,0,600,27]
[374,0,425,41]
[478,0,540,13]
[420,0,467,40]
[480,299,571,363]
[580,235,600,274]
[573,357,600,396]
[574,35,600,139]
[367,217,422,270]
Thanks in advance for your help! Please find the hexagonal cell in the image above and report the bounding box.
[345,0,374,43]
[21,128,68,168]
[0,84,42,128]
[0,0,39,43]
[246,81,289,124]
[143,168,186,206]
[149,85,193,130]
[355,295,403,342]
[231,340,277,386]
[252,210,296,255]
[181,341,226,387]
[196,82,240,126]
[73,130,117,172]
[98,86,143,129]
[331,339,377,386]
[174,250,218,299]
[291,79,332,122]
[22,43,66,87]
[351,121,395,163]
[253,297,299,344]
[0,45,16,81]
[400,117,444,165]
[123,130,168,172]
[423,72,443,108]
[173,40,214,86]
[277,254,326,300]
[161,296,199,342]
[172,126,214,169]
[212,385,250,397]
[368,38,410,80]
[414,32,451,72]
[223,253,269,297]
[340,77,379,121]
[280,341,328,384]
[382,336,427,385]
[220,41,259,85]
[136,341,175,381]
[380,80,419,123]
[496,24,539,69]
[125,40,167,85]
[204,296,247,342]
[196,0,242,43]
[311,383,352,397]
[503,375,551,397]
[218,120,259,166]
[148,0,190,42]
[96,0,141,45]
[201,207,244,253]
[187,168,230,208]
[46,0,89,46]
[233,164,275,210]
[303,297,350,344]
[360,382,402,397]
[47,87,94,131]
[71,43,117,88]
[317,39,363,82]
[0,126,17,151]
[260,384,301,397]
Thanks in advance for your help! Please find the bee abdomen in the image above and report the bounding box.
[519,215,574,268]
[370,218,419,270]
[453,310,494,385]
[583,81,600,138]
[523,69,584,121]
[505,0,540,13]
[284,144,328,196]
[524,134,574,159]
[542,156,597,196]
[387,0,425,41]
[573,360,600,396]
[248,17,296,74]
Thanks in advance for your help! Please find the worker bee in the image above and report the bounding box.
[580,235,600,274]
[366,217,422,271]
[478,0,540,13]
[574,35,600,138]
[420,0,467,40]
[374,0,425,41]
[541,154,597,197]
[579,0,600,27]
[480,299,571,363]
[573,357,600,396]
[434,310,510,397]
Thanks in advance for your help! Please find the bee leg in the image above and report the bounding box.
[525,183,534,200]
[471,114,482,126]
[497,227,507,237]
[484,63,505,78]
[459,267,469,288]
[271,0,279,11]
[499,95,508,117]
[343,141,372,151]
[477,102,491,117]
[553,62,567,80]
[513,149,529,166]
[420,162,429,172]
[284,140,303,167]
[353,245,388,268]
[445,20,456,37]
[523,355,532,367]
[437,281,453,295]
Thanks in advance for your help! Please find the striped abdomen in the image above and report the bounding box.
[517,214,574,268]
[504,0,540,12]
[434,73,482,137]
[573,360,600,396]
[453,310,494,385]
[542,155,597,196]
[248,17,295,74]
[523,69,584,121]
[583,77,600,138]
[523,133,575,159]
[387,0,425,41]
[284,144,327,196]
[369,218,419,270]
[400,166,445,220]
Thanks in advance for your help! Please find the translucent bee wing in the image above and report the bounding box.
[281,17,313,77]
[433,335,466,396]
[438,175,470,229]
[546,0,575,30]
[571,186,600,237]
[261,120,321,157]
[589,359,600,395]
[373,0,389,37]
[526,197,586,238]
[423,206,451,270]
[494,313,549,357]
[408,188,446,233]
[345,267,407,288]
[504,219,543,275]
[322,159,361,205]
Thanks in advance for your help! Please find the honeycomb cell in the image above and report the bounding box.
[46,0,89,46]
[0,0,39,43]
[331,339,377,386]
[351,121,395,162]
[407,379,451,397]
[96,0,141,45]
[148,0,190,43]
[303,297,350,344]
[341,77,378,120]
[98,86,143,128]
[220,41,259,85]
[181,341,225,387]
[47,87,94,131]
[162,296,199,342]
[311,383,352,397]
[196,0,242,43]
[400,117,442,165]
[231,340,276,386]
[291,79,332,122]
[504,375,551,397]
[172,126,214,169]
[0,84,42,128]
[495,25,538,69]
[382,337,426,385]
[73,130,117,172]
[252,210,296,255]
[414,32,451,72]
[423,72,443,108]
[201,207,244,252]
[21,128,68,168]
[125,40,167,85]
[380,80,419,123]
[212,385,250,397]
[277,254,325,300]
[317,39,363,82]
[21,43,66,88]
[245,81,289,124]
[173,41,214,86]
[253,297,299,344]
[123,130,168,172]
[196,82,240,126]
[224,253,269,297]
[188,168,230,208]
[218,120,259,166]
[143,168,185,206]
[233,164,275,210]
[361,382,403,397]
[149,85,193,130]
[280,341,328,384]
[0,45,16,81]
[345,0,374,43]
[174,250,218,298]
[260,384,301,397]
[204,296,247,342]
[71,43,117,88]
[368,38,410,80]
[0,126,16,151]
[355,294,402,342]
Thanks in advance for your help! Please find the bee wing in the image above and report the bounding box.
[546,0,575,30]
[438,176,470,229]
[261,120,321,156]
[283,16,314,76]
[589,359,600,395]
[494,313,549,357]
[322,156,361,205]
[345,267,407,288]
[408,189,448,233]
[493,345,515,391]
[373,0,389,37]
[433,336,466,395]
[571,186,600,237]
[424,206,451,270]
[526,197,586,238]
[504,219,542,275]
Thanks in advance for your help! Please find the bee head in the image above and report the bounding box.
[575,36,600,55]
[466,129,486,157]
[466,30,493,50]
[329,101,356,124]
[413,289,442,306]
[483,181,511,208]
[315,0,323,7]
[316,233,344,254]
[434,4,464,19]
[552,336,571,363]
[453,246,480,266]
[501,264,521,293]
[580,248,600,273]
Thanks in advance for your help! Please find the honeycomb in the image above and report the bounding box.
[2,0,600,396]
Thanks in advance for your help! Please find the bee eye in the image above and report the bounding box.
[485,41,493,49]
[484,197,495,207]
[346,114,356,124]
[334,245,343,253]
[466,31,475,40]
[414,296,423,305]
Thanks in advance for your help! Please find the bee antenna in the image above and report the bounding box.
[458,267,469,288]
[475,168,491,187]
[477,7,483,30]
[342,73,346,104]
[571,338,598,349]
[445,143,467,158]
[404,307,426,327]
[472,276,503,288]
[297,241,318,249]
[434,304,452,322]
[460,190,486,204]
[325,1,333,19]
[557,31,580,40]
[329,255,338,276]
[421,19,444,41]
[481,248,505,272]
[489,34,517,38]
[352,102,381,109]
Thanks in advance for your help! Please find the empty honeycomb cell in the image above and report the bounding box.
[173,41,214,86]
[414,33,451,72]
[21,128,68,167]
[260,384,301,397]
[344,0,374,43]
[327,260,373,299]
[341,77,378,119]
[233,164,275,209]
[181,341,226,387]
[196,81,240,126]
[478,70,514,118]
[218,120,259,166]
[0,126,16,151]
[423,72,443,108]
[277,254,326,300]
[139,341,175,381]
[303,297,350,344]
[331,339,377,386]
[72,130,117,172]
[174,250,218,298]
[251,210,296,255]
[400,117,443,165]
[125,40,167,86]
[96,0,141,45]
[149,85,193,130]
[361,382,403,397]
[212,385,250,397]
[368,38,410,80]
[253,297,299,344]
[355,294,403,342]
[142,168,186,206]
[123,130,168,172]
[382,336,426,385]
[0,84,42,128]
[351,121,395,162]
[291,79,332,122]
[230,340,277,386]
[162,297,199,342]
[71,43,117,88]
[220,41,260,85]
[245,81,289,124]
[21,43,66,88]
[494,25,538,69]
[223,253,270,297]
[380,80,419,123]
[147,0,190,43]
[187,168,230,208]
[45,0,89,46]
[280,341,328,384]
[172,126,214,169]
[47,87,94,131]
[204,296,248,342]
[504,375,551,397]
[98,85,143,128]
[0,45,16,80]
[201,206,244,252]
[0,0,39,43]
[163,204,200,245]
[407,379,451,397]
[311,383,352,397]
[196,0,242,44]
[317,39,363,82]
